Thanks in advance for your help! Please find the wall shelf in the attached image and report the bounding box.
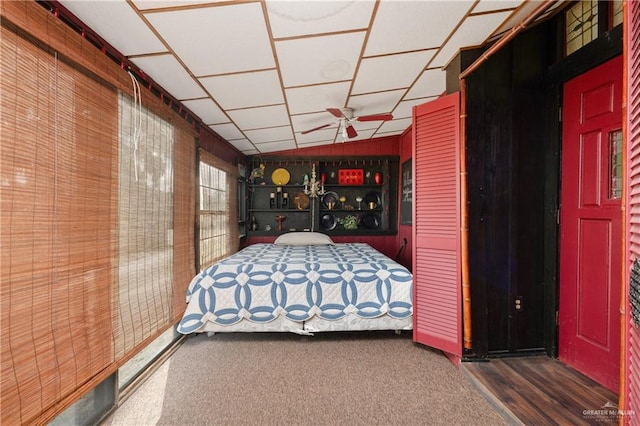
[246,156,399,236]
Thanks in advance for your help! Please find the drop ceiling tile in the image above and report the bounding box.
[181,98,229,125]
[404,69,446,99]
[255,140,297,153]
[145,3,274,76]
[199,70,284,110]
[228,105,290,130]
[245,126,294,144]
[473,0,523,14]
[130,54,206,100]
[226,138,255,152]
[352,51,434,94]
[347,89,406,117]
[364,1,473,56]
[276,32,365,87]
[266,1,374,38]
[132,0,214,10]
[430,11,513,68]
[285,81,351,115]
[393,97,438,119]
[377,118,412,134]
[295,128,338,145]
[209,123,244,141]
[241,148,260,155]
[291,112,338,134]
[59,0,166,56]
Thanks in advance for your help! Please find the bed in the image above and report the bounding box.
[177,232,413,335]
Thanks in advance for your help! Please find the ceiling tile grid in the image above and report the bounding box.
[275,32,366,87]
[129,54,206,100]
[62,0,167,56]
[265,1,376,38]
[58,0,547,154]
[181,98,228,125]
[199,70,284,111]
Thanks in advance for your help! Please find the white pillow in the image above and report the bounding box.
[273,232,334,246]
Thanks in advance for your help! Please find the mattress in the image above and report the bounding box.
[177,243,413,334]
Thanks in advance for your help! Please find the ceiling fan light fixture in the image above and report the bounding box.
[302,107,393,141]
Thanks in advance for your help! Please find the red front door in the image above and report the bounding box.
[559,55,622,392]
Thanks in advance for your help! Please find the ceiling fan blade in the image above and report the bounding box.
[345,123,358,139]
[326,108,347,119]
[301,123,332,135]
[355,113,393,122]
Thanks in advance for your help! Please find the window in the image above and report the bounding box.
[2,3,197,423]
[565,0,599,55]
[609,129,622,199]
[49,376,116,426]
[565,0,624,56]
[612,0,623,27]
[198,150,239,270]
[116,92,175,358]
[118,326,180,390]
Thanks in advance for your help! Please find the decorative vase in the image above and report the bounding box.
[374,172,382,185]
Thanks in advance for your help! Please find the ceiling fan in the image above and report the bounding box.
[301,107,393,140]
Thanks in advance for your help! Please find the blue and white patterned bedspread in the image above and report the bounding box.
[177,243,413,334]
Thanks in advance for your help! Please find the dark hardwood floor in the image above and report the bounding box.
[460,356,619,425]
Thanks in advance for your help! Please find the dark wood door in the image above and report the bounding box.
[412,92,462,357]
[559,55,622,392]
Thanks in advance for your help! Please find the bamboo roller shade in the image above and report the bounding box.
[1,1,197,423]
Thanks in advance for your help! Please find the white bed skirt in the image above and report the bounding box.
[199,314,413,336]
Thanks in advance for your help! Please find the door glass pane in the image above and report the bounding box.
[609,129,622,199]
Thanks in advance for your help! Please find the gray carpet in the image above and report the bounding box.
[105,331,506,426]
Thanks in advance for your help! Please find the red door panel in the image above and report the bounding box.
[559,55,622,392]
[412,93,462,357]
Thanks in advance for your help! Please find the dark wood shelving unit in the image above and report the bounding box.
[247,156,399,237]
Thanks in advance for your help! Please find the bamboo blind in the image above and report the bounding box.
[113,93,176,359]
[1,24,116,424]
[172,128,196,320]
[1,1,197,423]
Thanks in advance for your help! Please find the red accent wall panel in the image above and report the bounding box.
[626,0,640,418]
[412,93,462,357]
[199,127,244,165]
[267,136,400,158]
[397,127,413,270]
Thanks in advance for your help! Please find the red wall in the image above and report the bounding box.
[397,128,413,270]
[271,135,400,157]
[200,126,245,165]
[246,134,414,265]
